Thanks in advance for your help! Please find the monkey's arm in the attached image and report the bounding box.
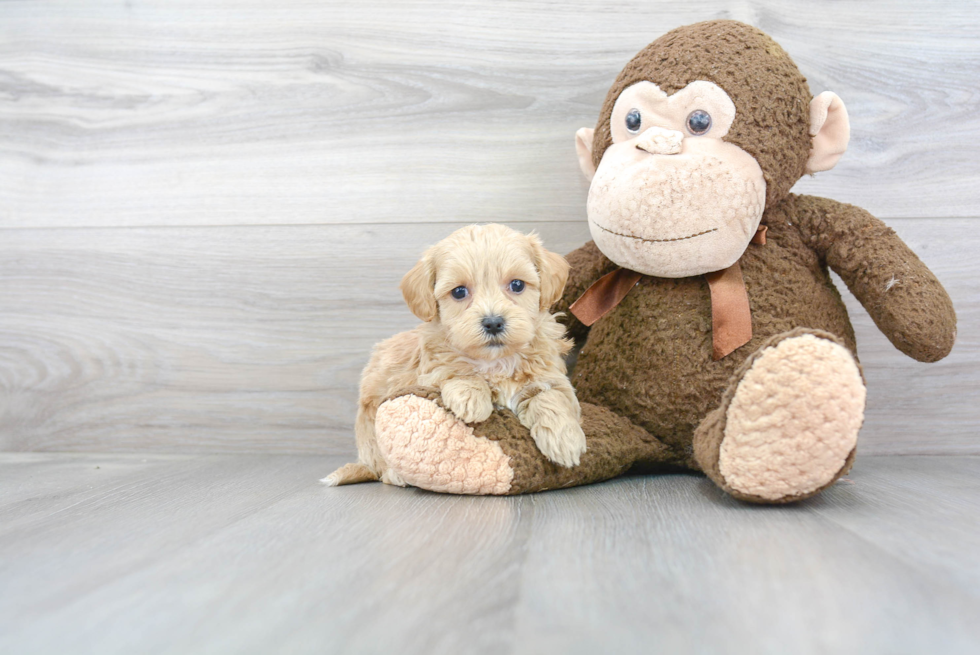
[790,194,956,362]
[553,240,619,345]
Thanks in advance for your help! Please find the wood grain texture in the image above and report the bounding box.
[0,221,590,453]
[0,0,978,229]
[1,218,975,455]
[1,1,977,455]
[1,453,978,654]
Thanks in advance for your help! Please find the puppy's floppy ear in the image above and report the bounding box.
[528,233,570,310]
[400,254,438,321]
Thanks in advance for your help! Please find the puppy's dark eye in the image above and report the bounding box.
[450,286,468,300]
[625,109,642,133]
[686,109,711,135]
[509,280,525,293]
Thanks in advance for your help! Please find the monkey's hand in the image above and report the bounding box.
[516,384,587,468]
[792,194,957,362]
[440,377,494,424]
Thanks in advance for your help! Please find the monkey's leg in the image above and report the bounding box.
[693,328,866,504]
[373,388,680,495]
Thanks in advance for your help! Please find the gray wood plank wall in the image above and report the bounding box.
[1,1,977,455]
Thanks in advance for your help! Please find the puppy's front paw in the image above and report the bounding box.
[531,420,587,468]
[441,378,494,424]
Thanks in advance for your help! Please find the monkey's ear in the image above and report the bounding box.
[400,256,438,321]
[806,91,850,174]
[528,234,570,310]
[575,127,597,182]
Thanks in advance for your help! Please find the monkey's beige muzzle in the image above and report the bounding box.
[635,126,683,155]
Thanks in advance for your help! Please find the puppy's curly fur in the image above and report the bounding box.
[323,224,586,487]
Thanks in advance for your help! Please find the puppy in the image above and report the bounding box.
[323,223,586,487]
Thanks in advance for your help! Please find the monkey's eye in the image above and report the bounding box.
[686,110,712,135]
[451,286,468,300]
[625,109,642,134]
[509,280,525,293]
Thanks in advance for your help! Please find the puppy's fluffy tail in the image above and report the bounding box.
[321,462,380,486]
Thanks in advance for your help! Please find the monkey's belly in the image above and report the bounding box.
[570,257,856,456]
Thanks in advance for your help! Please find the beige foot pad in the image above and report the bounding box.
[719,334,866,501]
[375,395,514,495]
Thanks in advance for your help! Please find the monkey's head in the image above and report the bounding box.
[575,20,850,278]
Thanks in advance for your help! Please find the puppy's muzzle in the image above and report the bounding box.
[481,315,506,337]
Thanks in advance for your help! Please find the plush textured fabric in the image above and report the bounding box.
[371,20,956,504]
[591,20,812,208]
[608,81,738,144]
[376,391,514,495]
[374,387,688,495]
[558,207,860,459]
[693,328,862,504]
[553,190,953,485]
[718,332,864,500]
[806,92,850,173]
[475,401,689,494]
[787,195,957,362]
[587,136,767,277]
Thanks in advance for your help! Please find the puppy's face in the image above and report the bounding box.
[401,224,570,360]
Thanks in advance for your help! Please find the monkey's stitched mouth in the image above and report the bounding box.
[592,221,718,243]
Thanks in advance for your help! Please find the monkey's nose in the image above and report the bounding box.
[481,315,506,336]
[635,126,683,155]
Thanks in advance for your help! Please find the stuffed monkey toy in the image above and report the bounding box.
[366,20,956,503]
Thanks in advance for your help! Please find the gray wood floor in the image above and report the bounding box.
[1,453,979,654]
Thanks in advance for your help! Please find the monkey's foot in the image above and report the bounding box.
[694,329,866,503]
[375,395,514,495]
[376,390,681,495]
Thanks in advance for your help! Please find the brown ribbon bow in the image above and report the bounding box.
[569,225,767,361]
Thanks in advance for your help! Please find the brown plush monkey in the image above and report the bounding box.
[366,20,956,503]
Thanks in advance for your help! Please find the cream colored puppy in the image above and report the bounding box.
[323,224,586,487]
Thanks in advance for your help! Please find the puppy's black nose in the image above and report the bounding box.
[481,315,506,336]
